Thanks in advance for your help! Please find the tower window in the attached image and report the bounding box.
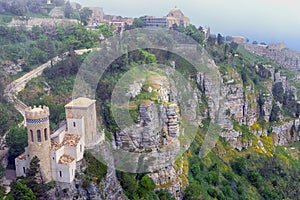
[73,122,76,127]
[30,130,34,142]
[37,130,41,142]
[59,171,62,177]
[80,145,82,152]
[44,128,48,141]
[23,167,26,174]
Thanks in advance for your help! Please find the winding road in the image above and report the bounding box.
[4,48,95,126]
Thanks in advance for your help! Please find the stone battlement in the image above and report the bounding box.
[25,105,50,120]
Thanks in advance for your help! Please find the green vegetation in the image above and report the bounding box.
[6,156,53,199]
[83,151,108,184]
[184,120,300,200]
[5,125,28,166]
[6,180,36,200]
[1,8,299,199]
[18,52,88,128]
[116,172,170,200]
[0,23,100,72]
[0,0,64,17]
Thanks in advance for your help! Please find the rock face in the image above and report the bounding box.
[0,60,23,75]
[271,120,300,146]
[211,67,258,150]
[261,93,273,122]
[47,158,126,200]
[243,43,300,69]
[115,102,179,151]
[125,80,145,99]
[149,164,186,200]
[114,70,198,198]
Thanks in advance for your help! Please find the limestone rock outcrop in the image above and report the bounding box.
[271,120,300,146]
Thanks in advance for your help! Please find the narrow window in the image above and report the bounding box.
[37,130,41,142]
[59,171,62,177]
[44,128,48,141]
[80,145,82,152]
[23,167,26,174]
[73,122,76,127]
[30,130,34,142]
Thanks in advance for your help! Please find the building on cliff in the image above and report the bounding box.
[15,97,104,183]
[144,7,190,28]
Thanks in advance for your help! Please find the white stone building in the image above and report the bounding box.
[15,97,104,183]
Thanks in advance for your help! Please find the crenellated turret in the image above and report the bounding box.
[25,105,52,183]
[25,105,50,120]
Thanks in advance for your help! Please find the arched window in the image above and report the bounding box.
[30,130,34,142]
[37,130,41,142]
[44,128,48,141]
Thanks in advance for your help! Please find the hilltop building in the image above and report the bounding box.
[143,16,167,28]
[88,7,104,26]
[144,7,190,28]
[15,97,104,183]
[165,7,190,28]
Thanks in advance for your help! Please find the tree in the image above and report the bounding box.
[156,190,176,200]
[0,104,9,135]
[137,176,156,199]
[64,1,73,18]
[26,0,44,13]
[247,170,262,188]
[10,1,27,16]
[184,25,204,44]
[272,82,284,103]
[5,125,27,165]
[0,184,6,198]
[8,180,36,200]
[97,24,113,38]
[52,0,65,6]
[269,104,281,122]
[79,8,92,26]
[207,34,217,46]
[184,182,203,200]
[25,156,49,199]
[217,33,224,45]
[117,171,138,199]
[132,17,145,28]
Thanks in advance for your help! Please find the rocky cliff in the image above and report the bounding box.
[243,43,300,69]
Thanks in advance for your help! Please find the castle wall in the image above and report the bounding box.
[67,118,85,140]
[51,125,66,144]
[51,146,76,183]
[15,148,29,177]
[55,161,76,183]
[66,137,84,162]
[65,99,100,147]
[50,147,65,181]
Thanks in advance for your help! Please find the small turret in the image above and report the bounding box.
[25,105,52,183]
[25,105,50,120]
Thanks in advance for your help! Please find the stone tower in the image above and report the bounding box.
[25,106,52,183]
[65,97,103,146]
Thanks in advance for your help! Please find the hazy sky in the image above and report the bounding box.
[73,0,300,51]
